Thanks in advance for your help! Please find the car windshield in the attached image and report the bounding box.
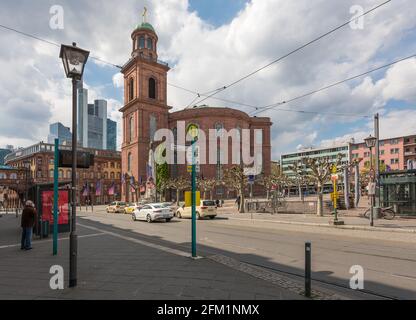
[151,204,163,209]
[203,200,216,206]
[119,202,126,206]
[161,203,171,207]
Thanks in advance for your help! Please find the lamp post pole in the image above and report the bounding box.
[191,138,197,258]
[59,42,89,288]
[369,147,374,227]
[374,113,380,217]
[69,77,78,287]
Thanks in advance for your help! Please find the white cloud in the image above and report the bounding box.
[0,0,415,159]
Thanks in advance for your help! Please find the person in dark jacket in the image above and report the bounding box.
[21,200,37,250]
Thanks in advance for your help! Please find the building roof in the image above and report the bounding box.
[135,22,155,32]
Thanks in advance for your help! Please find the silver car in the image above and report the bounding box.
[132,203,174,223]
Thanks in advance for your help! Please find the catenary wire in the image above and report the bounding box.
[188,0,392,108]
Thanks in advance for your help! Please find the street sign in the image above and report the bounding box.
[368,182,376,196]
[331,174,338,182]
[187,165,200,173]
[248,175,255,185]
[331,164,337,174]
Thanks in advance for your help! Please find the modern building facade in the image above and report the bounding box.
[0,147,13,165]
[87,100,108,150]
[4,142,122,204]
[47,122,72,145]
[281,133,416,177]
[107,118,117,151]
[119,20,272,201]
[281,145,350,177]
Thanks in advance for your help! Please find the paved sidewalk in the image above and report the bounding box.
[218,209,416,233]
[0,214,306,300]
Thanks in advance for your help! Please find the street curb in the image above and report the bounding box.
[226,217,416,234]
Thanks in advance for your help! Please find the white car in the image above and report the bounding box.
[132,203,174,223]
[176,200,217,220]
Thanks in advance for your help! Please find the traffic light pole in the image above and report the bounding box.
[191,139,197,258]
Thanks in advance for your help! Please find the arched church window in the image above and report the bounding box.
[128,153,132,172]
[148,78,156,99]
[129,116,134,142]
[139,36,145,49]
[147,38,153,50]
[149,115,157,141]
[215,123,224,138]
[129,78,134,101]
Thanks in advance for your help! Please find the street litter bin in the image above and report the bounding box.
[42,220,50,238]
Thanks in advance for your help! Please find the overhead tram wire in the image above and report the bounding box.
[0,18,403,120]
[188,0,392,108]
[0,23,123,69]
[249,53,416,117]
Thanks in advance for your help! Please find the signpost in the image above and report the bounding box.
[330,165,344,225]
[187,124,198,258]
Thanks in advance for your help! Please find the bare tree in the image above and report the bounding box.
[198,178,218,200]
[223,166,248,213]
[168,176,191,206]
[302,154,342,216]
[288,160,310,201]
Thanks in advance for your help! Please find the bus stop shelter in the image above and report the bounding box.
[380,170,416,216]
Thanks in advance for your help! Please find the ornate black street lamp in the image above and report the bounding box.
[59,42,89,288]
[364,134,377,226]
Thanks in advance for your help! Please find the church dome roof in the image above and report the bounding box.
[135,22,155,32]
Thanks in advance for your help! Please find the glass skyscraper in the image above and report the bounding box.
[47,122,72,145]
[107,118,117,151]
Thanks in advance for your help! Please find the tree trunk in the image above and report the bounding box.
[210,190,213,200]
[298,184,304,201]
[239,190,245,213]
[176,189,180,206]
[317,184,323,216]
[266,189,270,200]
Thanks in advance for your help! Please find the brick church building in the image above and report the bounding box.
[120,20,272,201]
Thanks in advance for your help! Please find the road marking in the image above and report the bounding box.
[77,223,190,258]
[0,232,105,249]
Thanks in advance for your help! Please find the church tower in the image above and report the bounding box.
[119,11,170,202]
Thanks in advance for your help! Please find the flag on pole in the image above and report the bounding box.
[96,180,102,196]
[108,182,115,196]
[82,183,89,196]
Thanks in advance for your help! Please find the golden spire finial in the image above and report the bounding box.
[142,7,148,23]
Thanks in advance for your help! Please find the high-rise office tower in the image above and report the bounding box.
[107,118,117,151]
[77,80,89,148]
[87,100,107,150]
[47,122,72,145]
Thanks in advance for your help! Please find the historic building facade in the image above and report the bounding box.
[4,142,121,204]
[119,21,272,201]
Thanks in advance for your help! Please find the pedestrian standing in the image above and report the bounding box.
[21,200,37,251]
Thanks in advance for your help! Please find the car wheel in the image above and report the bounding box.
[166,218,172,222]
[209,216,215,219]
[146,214,152,223]
[132,213,136,221]
[196,212,201,220]
[176,211,181,218]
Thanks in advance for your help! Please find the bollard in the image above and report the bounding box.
[305,242,311,298]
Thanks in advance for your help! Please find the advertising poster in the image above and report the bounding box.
[41,190,69,225]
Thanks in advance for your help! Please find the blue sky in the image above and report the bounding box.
[0,0,415,158]
[189,0,248,26]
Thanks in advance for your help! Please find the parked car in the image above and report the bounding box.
[160,202,177,215]
[175,200,217,220]
[106,201,126,213]
[132,203,174,222]
[124,201,148,214]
